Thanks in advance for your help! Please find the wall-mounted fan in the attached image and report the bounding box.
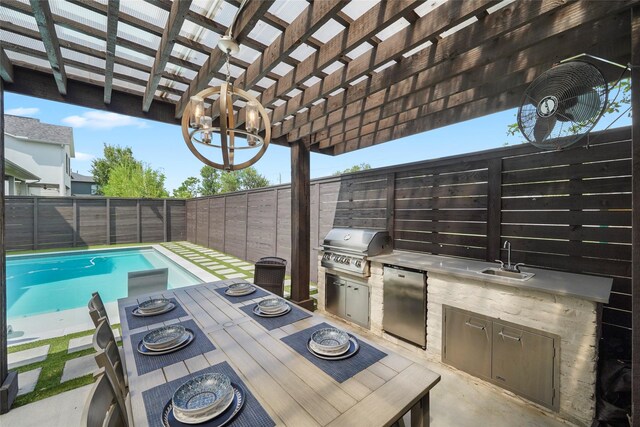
[517,60,610,150]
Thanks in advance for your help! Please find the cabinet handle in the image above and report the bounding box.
[464,321,485,331]
[498,331,522,342]
[353,287,359,291]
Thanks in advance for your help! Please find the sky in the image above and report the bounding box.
[4,92,631,193]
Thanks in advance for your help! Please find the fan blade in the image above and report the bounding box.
[565,89,602,123]
[533,116,557,142]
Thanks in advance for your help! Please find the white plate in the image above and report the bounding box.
[252,304,291,318]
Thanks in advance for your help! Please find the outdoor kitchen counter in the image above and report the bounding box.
[369,251,612,304]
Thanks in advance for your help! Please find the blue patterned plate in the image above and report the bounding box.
[137,330,194,356]
[132,303,175,317]
[307,336,360,361]
[161,383,245,426]
[172,373,232,416]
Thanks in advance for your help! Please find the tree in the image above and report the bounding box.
[102,160,168,198]
[173,177,200,198]
[218,167,270,193]
[333,163,371,176]
[238,167,270,189]
[90,144,136,194]
[199,166,221,196]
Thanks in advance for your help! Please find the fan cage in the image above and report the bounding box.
[517,61,608,150]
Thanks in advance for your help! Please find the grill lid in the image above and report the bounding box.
[321,228,392,256]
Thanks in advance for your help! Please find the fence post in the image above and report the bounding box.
[72,198,77,247]
[244,192,249,261]
[273,189,279,256]
[106,198,111,245]
[222,197,227,253]
[33,197,38,250]
[163,199,168,242]
[137,199,141,243]
[486,158,502,262]
[386,172,396,241]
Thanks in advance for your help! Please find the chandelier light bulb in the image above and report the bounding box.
[200,115,213,130]
[245,100,260,134]
[189,96,204,128]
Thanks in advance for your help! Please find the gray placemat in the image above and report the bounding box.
[129,319,215,376]
[124,298,188,330]
[281,322,387,383]
[239,303,311,331]
[214,286,269,303]
[142,361,275,427]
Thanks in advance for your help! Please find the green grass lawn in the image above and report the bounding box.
[9,325,120,408]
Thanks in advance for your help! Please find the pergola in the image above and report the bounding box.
[0,0,638,420]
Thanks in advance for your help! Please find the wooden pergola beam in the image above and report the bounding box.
[0,47,13,83]
[104,0,120,105]
[174,0,274,117]
[316,14,630,149]
[234,0,424,125]
[281,0,636,143]
[1,42,183,97]
[5,66,179,124]
[143,0,192,112]
[266,0,497,131]
[275,0,582,141]
[327,49,629,155]
[231,0,344,106]
[29,0,67,95]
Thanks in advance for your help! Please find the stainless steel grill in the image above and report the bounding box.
[320,228,392,277]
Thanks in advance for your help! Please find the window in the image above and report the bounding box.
[90,184,98,195]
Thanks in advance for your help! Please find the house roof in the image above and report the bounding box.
[70,172,95,183]
[3,115,75,155]
[0,0,636,155]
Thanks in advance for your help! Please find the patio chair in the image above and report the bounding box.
[94,333,128,396]
[81,368,129,427]
[127,268,168,298]
[254,257,287,297]
[88,292,108,327]
[92,317,118,352]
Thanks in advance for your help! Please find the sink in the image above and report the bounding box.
[479,267,535,281]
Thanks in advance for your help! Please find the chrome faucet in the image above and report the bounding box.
[496,240,525,273]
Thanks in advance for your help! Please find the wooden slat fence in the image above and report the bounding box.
[5,197,186,251]
[187,126,632,344]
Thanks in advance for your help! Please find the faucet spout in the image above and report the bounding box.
[503,240,512,270]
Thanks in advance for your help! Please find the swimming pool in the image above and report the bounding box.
[7,247,201,318]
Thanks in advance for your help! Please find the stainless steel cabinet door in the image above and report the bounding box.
[345,282,369,327]
[325,275,346,317]
[492,322,555,408]
[443,307,492,380]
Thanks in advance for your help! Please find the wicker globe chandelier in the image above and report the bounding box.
[182,22,270,171]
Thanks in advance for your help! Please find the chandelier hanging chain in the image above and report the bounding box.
[225,51,232,85]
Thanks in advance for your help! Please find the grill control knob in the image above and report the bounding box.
[355,260,362,268]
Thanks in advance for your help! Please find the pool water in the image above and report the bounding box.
[7,247,201,318]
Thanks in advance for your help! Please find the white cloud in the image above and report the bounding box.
[61,111,149,130]
[74,151,96,161]
[6,107,39,116]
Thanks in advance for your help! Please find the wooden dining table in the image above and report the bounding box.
[118,280,440,427]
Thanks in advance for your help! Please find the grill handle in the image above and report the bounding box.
[320,245,367,254]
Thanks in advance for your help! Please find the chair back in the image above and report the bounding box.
[93,318,117,352]
[88,292,108,328]
[127,268,168,298]
[95,339,127,399]
[254,257,287,297]
[81,368,127,427]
